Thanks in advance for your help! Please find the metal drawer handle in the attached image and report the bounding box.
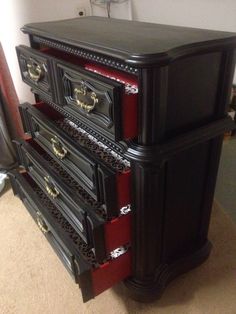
[74,87,98,113]
[36,212,49,234]
[44,176,59,199]
[50,136,67,159]
[27,61,43,82]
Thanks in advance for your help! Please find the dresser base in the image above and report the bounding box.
[124,240,212,302]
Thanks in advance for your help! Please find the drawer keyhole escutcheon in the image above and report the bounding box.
[44,176,60,199]
[74,87,98,113]
[36,211,49,234]
[27,60,43,82]
[50,136,67,159]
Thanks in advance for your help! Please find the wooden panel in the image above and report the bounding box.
[163,140,212,261]
[166,52,222,137]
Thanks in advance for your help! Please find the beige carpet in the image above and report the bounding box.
[1,183,236,314]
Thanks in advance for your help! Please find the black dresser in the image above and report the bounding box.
[9,17,236,302]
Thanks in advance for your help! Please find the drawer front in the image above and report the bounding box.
[14,139,131,263]
[9,171,78,281]
[54,62,122,140]
[54,60,138,141]
[9,171,131,302]
[19,102,131,217]
[31,115,97,197]
[16,46,138,141]
[16,45,54,101]
[20,102,106,199]
[14,139,105,256]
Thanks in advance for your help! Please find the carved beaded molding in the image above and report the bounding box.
[38,94,128,155]
[33,35,139,75]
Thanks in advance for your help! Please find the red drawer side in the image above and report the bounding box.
[85,63,138,140]
[92,250,131,296]
[117,170,131,209]
[122,92,138,139]
[105,213,131,253]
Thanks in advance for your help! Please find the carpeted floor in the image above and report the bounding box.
[1,183,236,314]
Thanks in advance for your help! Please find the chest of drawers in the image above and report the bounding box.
[9,17,236,302]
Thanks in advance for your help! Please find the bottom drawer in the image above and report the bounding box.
[9,170,131,302]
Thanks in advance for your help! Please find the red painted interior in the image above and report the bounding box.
[117,170,131,209]
[105,213,131,253]
[92,250,131,296]
[85,63,138,140]
[122,92,138,139]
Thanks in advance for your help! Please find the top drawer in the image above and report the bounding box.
[16,45,138,141]
[16,46,54,101]
[54,60,138,141]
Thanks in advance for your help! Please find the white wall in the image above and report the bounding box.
[131,0,236,82]
[0,0,91,103]
[1,0,236,103]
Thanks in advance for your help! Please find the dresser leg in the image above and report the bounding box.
[124,240,212,302]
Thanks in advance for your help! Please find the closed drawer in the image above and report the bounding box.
[16,45,54,101]
[19,102,131,217]
[9,171,131,302]
[14,139,131,263]
[54,59,138,141]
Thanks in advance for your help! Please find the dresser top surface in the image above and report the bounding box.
[22,17,236,66]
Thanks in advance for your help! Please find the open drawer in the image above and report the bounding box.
[14,139,131,263]
[54,59,138,141]
[9,170,131,302]
[16,45,138,141]
[19,101,131,217]
[16,45,55,102]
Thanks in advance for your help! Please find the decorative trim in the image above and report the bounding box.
[66,119,130,170]
[33,35,139,75]
[126,116,236,164]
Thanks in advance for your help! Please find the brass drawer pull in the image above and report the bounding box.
[36,211,49,234]
[50,136,67,159]
[74,87,98,113]
[27,61,43,82]
[44,176,59,199]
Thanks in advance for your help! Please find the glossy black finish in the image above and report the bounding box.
[137,51,236,145]
[16,45,131,141]
[22,17,236,66]
[54,61,123,141]
[12,17,236,303]
[125,134,226,301]
[16,45,54,102]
